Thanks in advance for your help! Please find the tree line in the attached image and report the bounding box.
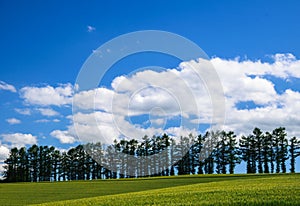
[2,127,300,182]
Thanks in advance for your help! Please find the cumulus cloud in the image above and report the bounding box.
[72,61,215,143]
[68,53,300,144]
[37,108,59,116]
[73,87,114,112]
[210,54,300,137]
[1,133,37,147]
[0,81,16,92]
[6,118,21,125]
[20,84,73,106]
[50,130,76,144]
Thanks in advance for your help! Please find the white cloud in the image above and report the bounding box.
[73,87,114,112]
[210,54,300,137]
[35,118,61,123]
[87,25,96,32]
[0,144,9,162]
[20,83,73,106]
[0,81,16,92]
[6,118,21,125]
[15,108,31,115]
[1,133,37,147]
[50,130,76,144]
[35,119,51,123]
[72,63,212,143]
[66,53,300,144]
[0,144,10,177]
[37,108,59,116]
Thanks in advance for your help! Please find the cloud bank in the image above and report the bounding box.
[1,53,300,149]
[59,53,300,144]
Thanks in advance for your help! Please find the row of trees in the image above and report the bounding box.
[2,127,300,182]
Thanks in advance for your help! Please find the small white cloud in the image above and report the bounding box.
[87,25,96,32]
[20,83,73,106]
[15,108,31,115]
[6,118,21,125]
[37,108,59,116]
[35,119,50,123]
[35,118,61,123]
[50,130,76,144]
[0,81,16,92]
[1,133,37,147]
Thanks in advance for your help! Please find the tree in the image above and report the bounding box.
[239,135,251,173]
[75,145,86,180]
[253,128,264,173]
[3,147,19,182]
[175,136,191,175]
[51,148,61,181]
[18,147,29,182]
[2,127,299,182]
[272,127,288,173]
[262,132,273,173]
[226,131,240,174]
[203,131,218,174]
[289,136,300,173]
[28,145,39,182]
[195,134,205,174]
[214,131,227,174]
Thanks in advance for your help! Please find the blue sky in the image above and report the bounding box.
[1,0,300,173]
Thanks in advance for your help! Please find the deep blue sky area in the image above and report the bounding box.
[1,0,300,86]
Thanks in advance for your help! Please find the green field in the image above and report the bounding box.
[0,174,299,206]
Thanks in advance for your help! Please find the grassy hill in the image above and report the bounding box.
[0,173,299,205]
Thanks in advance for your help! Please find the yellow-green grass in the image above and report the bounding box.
[0,174,298,205]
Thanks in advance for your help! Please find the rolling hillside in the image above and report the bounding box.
[0,173,299,205]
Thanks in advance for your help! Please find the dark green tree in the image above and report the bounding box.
[226,131,240,174]
[272,127,288,173]
[253,128,264,173]
[289,136,300,173]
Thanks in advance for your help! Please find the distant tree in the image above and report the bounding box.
[262,132,273,173]
[169,138,176,176]
[226,131,240,174]
[59,152,69,181]
[175,136,191,175]
[195,134,205,174]
[253,128,264,173]
[162,134,171,176]
[141,135,152,177]
[3,127,299,182]
[51,148,61,181]
[214,131,227,174]
[289,136,300,173]
[28,145,39,182]
[272,127,288,173]
[75,145,86,180]
[239,135,250,173]
[3,147,19,182]
[203,131,218,174]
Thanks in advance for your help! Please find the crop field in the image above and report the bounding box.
[0,173,299,206]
